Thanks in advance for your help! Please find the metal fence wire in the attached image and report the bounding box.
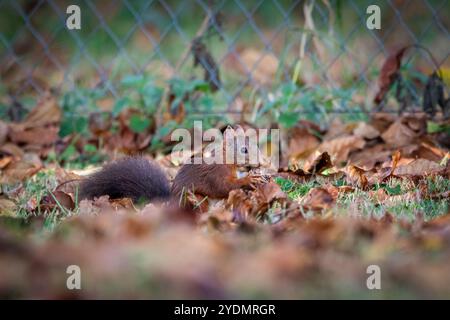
[0,0,449,116]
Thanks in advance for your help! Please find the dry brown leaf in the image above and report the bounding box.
[412,142,447,162]
[288,127,320,160]
[393,159,445,176]
[304,151,333,174]
[370,112,397,133]
[40,191,75,212]
[391,150,401,168]
[0,159,42,184]
[317,135,365,165]
[323,118,353,140]
[9,126,59,146]
[348,144,391,170]
[375,150,402,183]
[353,122,380,140]
[110,198,135,210]
[302,187,336,211]
[323,184,339,200]
[346,165,368,189]
[227,189,253,222]
[0,142,25,158]
[20,93,61,129]
[7,94,61,148]
[256,181,287,203]
[381,115,426,148]
[374,46,409,104]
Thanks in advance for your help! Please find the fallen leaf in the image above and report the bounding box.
[370,112,397,133]
[317,135,365,165]
[256,181,287,203]
[346,165,368,189]
[227,189,253,222]
[304,151,333,174]
[0,143,25,158]
[110,198,135,210]
[393,159,445,176]
[323,118,353,140]
[9,125,59,145]
[348,144,391,170]
[302,187,336,211]
[381,115,426,148]
[376,150,402,182]
[353,122,380,140]
[19,93,61,129]
[411,142,446,162]
[0,158,42,184]
[7,93,61,148]
[40,191,75,212]
[288,127,320,160]
[374,46,409,104]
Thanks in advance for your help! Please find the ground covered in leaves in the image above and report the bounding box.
[0,92,449,299]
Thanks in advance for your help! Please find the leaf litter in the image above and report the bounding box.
[0,81,450,299]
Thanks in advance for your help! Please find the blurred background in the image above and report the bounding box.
[1,1,450,299]
[0,0,449,131]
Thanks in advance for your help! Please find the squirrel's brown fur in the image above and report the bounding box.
[79,125,263,207]
[171,163,253,199]
[79,157,170,202]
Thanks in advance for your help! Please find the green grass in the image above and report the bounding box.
[1,169,76,233]
[275,177,316,200]
[274,176,450,220]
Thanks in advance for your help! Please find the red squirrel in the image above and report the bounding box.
[79,125,266,206]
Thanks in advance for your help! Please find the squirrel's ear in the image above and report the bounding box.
[224,125,234,135]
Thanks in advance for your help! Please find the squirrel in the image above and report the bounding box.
[79,125,268,208]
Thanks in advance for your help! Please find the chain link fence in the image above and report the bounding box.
[0,0,449,119]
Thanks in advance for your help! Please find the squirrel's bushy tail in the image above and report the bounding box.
[79,157,170,202]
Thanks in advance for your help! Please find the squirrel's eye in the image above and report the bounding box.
[240,146,248,154]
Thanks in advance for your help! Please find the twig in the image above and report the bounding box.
[156,11,213,129]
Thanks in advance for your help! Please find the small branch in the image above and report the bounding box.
[155,12,213,129]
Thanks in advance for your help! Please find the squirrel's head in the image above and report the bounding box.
[221,125,270,168]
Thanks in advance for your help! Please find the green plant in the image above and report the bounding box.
[60,87,108,137]
[258,82,365,127]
